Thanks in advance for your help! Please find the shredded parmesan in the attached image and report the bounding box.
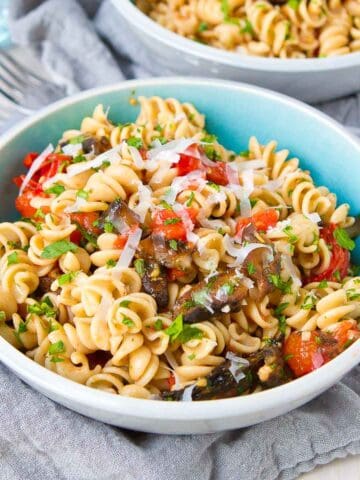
[116,227,142,268]
[66,144,123,178]
[19,144,54,195]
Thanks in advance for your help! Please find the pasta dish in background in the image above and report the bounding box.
[0,95,359,401]
[136,0,360,58]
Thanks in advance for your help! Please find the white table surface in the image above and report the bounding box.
[299,454,360,479]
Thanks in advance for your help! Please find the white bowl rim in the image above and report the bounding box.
[1,76,360,422]
[113,0,360,73]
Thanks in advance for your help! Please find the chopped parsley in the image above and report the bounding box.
[104,220,115,233]
[68,135,85,144]
[334,227,355,251]
[41,240,78,259]
[274,302,289,317]
[221,282,235,296]
[268,274,292,294]
[284,354,294,362]
[28,297,56,318]
[239,150,250,157]
[7,251,19,265]
[188,353,196,361]
[198,21,208,32]
[73,154,87,163]
[165,314,203,344]
[334,270,341,282]
[134,258,145,276]
[106,259,116,268]
[346,289,360,301]
[221,0,230,18]
[76,189,89,200]
[169,239,178,251]
[120,300,131,308]
[186,191,195,207]
[301,294,316,310]
[283,225,298,244]
[48,340,66,363]
[154,319,163,331]
[207,181,220,191]
[160,199,172,210]
[318,280,328,289]
[34,208,45,218]
[127,137,143,149]
[287,0,300,9]
[122,316,135,328]
[241,19,253,34]
[45,184,65,197]
[247,261,256,275]
[58,271,78,286]
[14,319,29,345]
[164,217,181,225]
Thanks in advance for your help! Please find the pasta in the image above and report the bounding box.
[1,95,359,402]
[137,0,360,58]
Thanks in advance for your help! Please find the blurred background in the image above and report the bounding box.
[0,0,10,48]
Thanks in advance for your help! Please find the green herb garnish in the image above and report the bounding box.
[334,227,355,251]
[41,240,78,259]
[45,184,65,197]
[48,340,66,363]
[68,135,85,144]
[127,137,143,149]
[154,319,163,331]
[247,261,256,275]
[76,189,89,200]
[122,317,135,328]
[169,239,178,251]
[268,274,292,294]
[58,271,78,286]
[186,191,195,207]
[120,300,131,308]
[164,217,181,225]
[7,251,19,265]
[134,258,145,276]
[198,21,208,32]
[318,280,328,288]
[106,259,116,268]
[283,225,298,244]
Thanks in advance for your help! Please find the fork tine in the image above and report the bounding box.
[0,56,29,89]
[0,71,25,103]
[0,50,45,86]
[0,88,33,115]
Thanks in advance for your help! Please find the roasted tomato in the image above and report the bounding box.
[23,152,39,168]
[205,161,228,186]
[167,268,186,281]
[236,209,279,236]
[69,212,102,237]
[151,207,198,241]
[309,223,350,283]
[333,320,360,349]
[284,321,360,378]
[38,153,72,182]
[177,154,202,177]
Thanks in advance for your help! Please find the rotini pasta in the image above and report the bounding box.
[1,95,359,402]
[137,0,360,58]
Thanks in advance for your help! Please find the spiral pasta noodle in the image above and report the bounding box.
[1,95,359,402]
[137,0,360,58]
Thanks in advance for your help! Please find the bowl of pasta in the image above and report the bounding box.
[113,0,360,103]
[0,77,359,434]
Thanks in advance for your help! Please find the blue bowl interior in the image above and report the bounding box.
[0,81,359,263]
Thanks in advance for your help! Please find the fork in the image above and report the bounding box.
[0,48,66,124]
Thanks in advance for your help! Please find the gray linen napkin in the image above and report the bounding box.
[1,2,360,479]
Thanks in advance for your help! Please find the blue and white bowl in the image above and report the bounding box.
[0,78,359,434]
[112,0,360,103]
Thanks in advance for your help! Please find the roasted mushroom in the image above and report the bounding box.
[174,271,248,324]
[161,342,291,401]
[82,136,111,155]
[137,258,169,310]
[98,199,142,234]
